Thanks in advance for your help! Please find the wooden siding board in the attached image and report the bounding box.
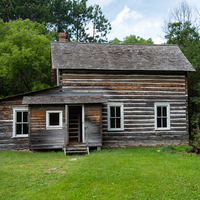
[61,71,188,146]
[185,73,189,137]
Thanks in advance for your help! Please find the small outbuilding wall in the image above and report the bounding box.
[0,97,28,150]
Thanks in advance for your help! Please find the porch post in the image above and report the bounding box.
[82,105,85,143]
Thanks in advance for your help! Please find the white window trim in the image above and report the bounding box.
[46,110,63,129]
[107,103,124,131]
[13,108,28,138]
[154,103,170,130]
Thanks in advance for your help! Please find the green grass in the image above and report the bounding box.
[0,146,200,200]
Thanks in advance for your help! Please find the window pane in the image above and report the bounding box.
[110,107,115,117]
[163,118,167,128]
[23,124,28,134]
[17,112,22,122]
[116,118,121,128]
[157,118,161,128]
[116,107,120,117]
[110,118,115,128]
[49,113,59,126]
[163,107,167,117]
[23,112,28,122]
[16,124,22,135]
[157,107,161,117]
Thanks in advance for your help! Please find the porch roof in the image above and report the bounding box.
[22,95,107,104]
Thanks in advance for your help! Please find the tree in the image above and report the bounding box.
[0,19,55,97]
[165,21,199,47]
[0,0,15,22]
[48,0,72,41]
[87,4,111,43]
[109,37,121,44]
[0,0,50,24]
[0,0,111,43]
[123,35,153,44]
[163,0,199,34]
[109,35,154,44]
[70,0,111,42]
[70,0,90,42]
[164,20,200,142]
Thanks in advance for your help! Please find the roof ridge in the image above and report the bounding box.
[50,41,177,46]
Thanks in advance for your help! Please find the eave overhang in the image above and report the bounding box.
[22,96,107,104]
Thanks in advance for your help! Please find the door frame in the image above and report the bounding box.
[65,104,85,145]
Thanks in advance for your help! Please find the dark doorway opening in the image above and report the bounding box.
[68,106,82,144]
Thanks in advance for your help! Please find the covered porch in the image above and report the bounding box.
[22,95,107,154]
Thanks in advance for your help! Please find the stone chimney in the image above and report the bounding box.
[58,32,66,42]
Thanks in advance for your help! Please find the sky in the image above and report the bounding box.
[87,0,200,44]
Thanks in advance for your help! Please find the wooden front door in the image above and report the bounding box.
[68,106,82,144]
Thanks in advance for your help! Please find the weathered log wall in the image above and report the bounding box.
[0,97,28,150]
[29,105,65,149]
[61,70,188,147]
[85,104,102,147]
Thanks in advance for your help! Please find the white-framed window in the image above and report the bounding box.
[107,103,124,131]
[154,103,170,130]
[13,108,29,137]
[46,110,63,129]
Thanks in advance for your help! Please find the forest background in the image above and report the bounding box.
[0,0,200,142]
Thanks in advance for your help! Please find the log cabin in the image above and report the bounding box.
[0,32,195,153]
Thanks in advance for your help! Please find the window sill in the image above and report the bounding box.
[108,129,124,131]
[155,128,170,131]
[12,135,28,138]
[46,127,63,130]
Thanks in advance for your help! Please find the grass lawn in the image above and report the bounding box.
[0,146,200,200]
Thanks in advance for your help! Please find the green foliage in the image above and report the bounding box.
[1,147,200,199]
[71,0,90,42]
[0,0,111,43]
[190,113,200,143]
[109,35,154,44]
[165,21,200,142]
[48,0,72,41]
[109,37,122,43]
[0,1,111,97]
[0,0,50,24]
[123,34,154,44]
[87,4,112,43]
[160,145,190,154]
[165,21,199,47]
[160,145,176,153]
[0,19,55,96]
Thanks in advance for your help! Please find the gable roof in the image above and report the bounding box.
[51,42,195,72]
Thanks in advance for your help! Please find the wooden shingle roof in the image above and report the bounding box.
[22,96,107,104]
[51,42,195,71]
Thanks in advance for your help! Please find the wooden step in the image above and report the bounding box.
[66,147,87,150]
[66,151,88,153]
[63,146,89,155]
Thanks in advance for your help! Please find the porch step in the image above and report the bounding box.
[63,146,89,155]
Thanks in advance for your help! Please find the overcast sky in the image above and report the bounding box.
[87,0,200,44]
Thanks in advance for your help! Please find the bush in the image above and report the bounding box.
[160,145,190,154]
